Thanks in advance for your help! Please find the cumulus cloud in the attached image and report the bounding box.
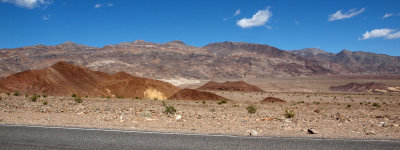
[237,7,272,28]
[328,8,365,21]
[94,3,101,8]
[0,0,52,9]
[359,28,400,40]
[234,9,240,16]
[382,13,393,19]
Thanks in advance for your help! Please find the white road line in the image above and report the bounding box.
[1,123,399,142]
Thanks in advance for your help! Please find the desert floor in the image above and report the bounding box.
[0,77,399,139]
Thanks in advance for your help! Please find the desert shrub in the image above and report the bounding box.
[0,97,2,100]
[25,94,28,97]
[30,94,39,102]
[218,100,227,105]
[233,104,240,107]
[284,109,295,118]
[164,106,176,114]
[72,94,77,97]
[117,96,124,99]
[246,105,257,114]
[85,96,88,98]
[6,92,10,95]
[75,97,82,103]
[43,101,48,105]
[42,95,47,98]
[346,104,351,108]
[202,101,206,104]
[135,97,141,100]
[313,102,320,105]
[162,101,167,106]
[13,91,19,96]
[372,103,380,108]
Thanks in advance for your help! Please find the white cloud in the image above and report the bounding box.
[382,13,393,19]
[237,7,272,28]
[94,3,101,8]
[295,20,300,25]
[234,9,240,16]
[42,14,50,21]
[107,3,113,7]
[360,28,400,40]
[328,8,365,21]
[0,0,52,9]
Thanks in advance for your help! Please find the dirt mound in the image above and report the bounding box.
[168,89,229,101]
[261,97,286,103]
[0,62,180,99]
[329,82,400,93]
[197,81,264,92]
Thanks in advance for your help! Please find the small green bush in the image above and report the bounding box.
[346,104,351,108]
[246,105,257,114]
[72,94,77,97]
[162,101,167,106]
[202,101,206,104]
[117,96,124,99]
[6,92,10,96]
[42,95,47,98]
[135,97,141,100]
[25,94,28,97]
[43,101,48,105]
[233,104,240,107]
[164,106,176,115]
[30,94,39,102]
[372,103,380,108]
[75,97,82,103]
[284,109,295,118]
[218,100,227,105]
[13,91,19,96]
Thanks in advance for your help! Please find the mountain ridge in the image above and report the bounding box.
[1,40,399,79]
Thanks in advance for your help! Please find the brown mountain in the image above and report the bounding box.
[168,89,230,101]
[0,40,399,80]
[0,62,180,99]
[329,82,400,93]
[197,81,264,92]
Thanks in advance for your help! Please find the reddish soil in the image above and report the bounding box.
[0,62,180,99]
[197,81,264,92]
[168,89,230,101]
[261,97,286,103]
[329,82,389,93]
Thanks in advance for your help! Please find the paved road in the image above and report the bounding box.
[0,124,399,150]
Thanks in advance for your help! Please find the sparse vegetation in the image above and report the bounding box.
[13,91,19,96]
[43,100,48,105]
[135,97,141,100]
[75,97,82,103]
[42,95,47,98]
[30,94,39,102]
[162,101,167,106]
[233,104,240,107]
[346,104,351,108]
[313,101,320,105]
[218,100,227,105]
[25,94,28,97]
[72,94,77,97]
[164,106,176,114]
[117,96,124,99]
[6,92,10,96]
[246,105,257,114]
[202,101,206,104]
[372,103,380,108]
[284,109,295,118]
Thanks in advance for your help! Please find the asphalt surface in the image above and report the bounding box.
[0,124,399,150]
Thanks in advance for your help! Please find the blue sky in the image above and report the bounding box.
[0,0,399,56]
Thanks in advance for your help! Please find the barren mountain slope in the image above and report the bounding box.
[0,62,180,99]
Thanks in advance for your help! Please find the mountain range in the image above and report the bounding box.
[1,40,399,79]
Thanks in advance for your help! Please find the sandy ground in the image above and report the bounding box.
[0,94,399,139]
